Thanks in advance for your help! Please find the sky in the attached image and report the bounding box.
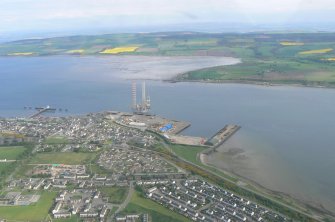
[1,0,335,39]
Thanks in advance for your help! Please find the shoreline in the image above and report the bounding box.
[200,152,335,218]
[167,78,335,90]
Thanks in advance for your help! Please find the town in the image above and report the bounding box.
[0,112,290,221]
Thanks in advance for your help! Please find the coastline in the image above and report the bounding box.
[163,65,335,217]
[167,78,335,90]
[199,148,335,219]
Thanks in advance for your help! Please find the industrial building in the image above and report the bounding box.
[131,81,151,114]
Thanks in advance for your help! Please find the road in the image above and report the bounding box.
[115,181,134,214]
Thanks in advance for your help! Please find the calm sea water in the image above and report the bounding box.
[1,56,334,212]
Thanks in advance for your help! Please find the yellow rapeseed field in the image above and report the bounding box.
[8,52,34,56]
[66,49,85,54]
[299,48,333,55]
[99,46,138,54]
[280,41,304,46]
[321,58,335,61]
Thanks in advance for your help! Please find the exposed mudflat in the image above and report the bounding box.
[100,55,241,80]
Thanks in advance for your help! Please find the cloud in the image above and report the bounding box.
[0,0,234,21]
[0,0,334,33]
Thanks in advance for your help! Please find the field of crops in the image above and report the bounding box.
[66,49,85,54]
[299,48,333,55]
[323,57,335,61]
[7,52,34,56]
[280,41,304,46]
[99,46,138,54]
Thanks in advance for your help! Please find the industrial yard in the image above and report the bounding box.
[118,113,191,135]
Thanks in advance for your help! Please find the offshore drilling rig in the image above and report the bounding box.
[131,80,151,114]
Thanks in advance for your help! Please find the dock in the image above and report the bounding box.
[203,125,241,154]
[110,112,240,148]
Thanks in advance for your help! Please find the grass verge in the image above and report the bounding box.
[99,187,128,204]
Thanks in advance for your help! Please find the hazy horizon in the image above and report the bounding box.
[1,0,335,41]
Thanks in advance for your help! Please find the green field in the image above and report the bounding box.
[0,146,28,182]
[123,191,191,222]
[0,162,13,177]
[169,144,206,165]
[29,152,94,164]
[0,163,10,172]
[0,191,56,221]
[44,136,69,144]
[99,187,128,204]
[0,146,26,159]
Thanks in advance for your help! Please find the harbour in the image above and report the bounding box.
[113,110,240,148]
[0,56,335,213]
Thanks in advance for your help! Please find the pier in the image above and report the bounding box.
[29,106,56,119]
[203,125,241,154]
